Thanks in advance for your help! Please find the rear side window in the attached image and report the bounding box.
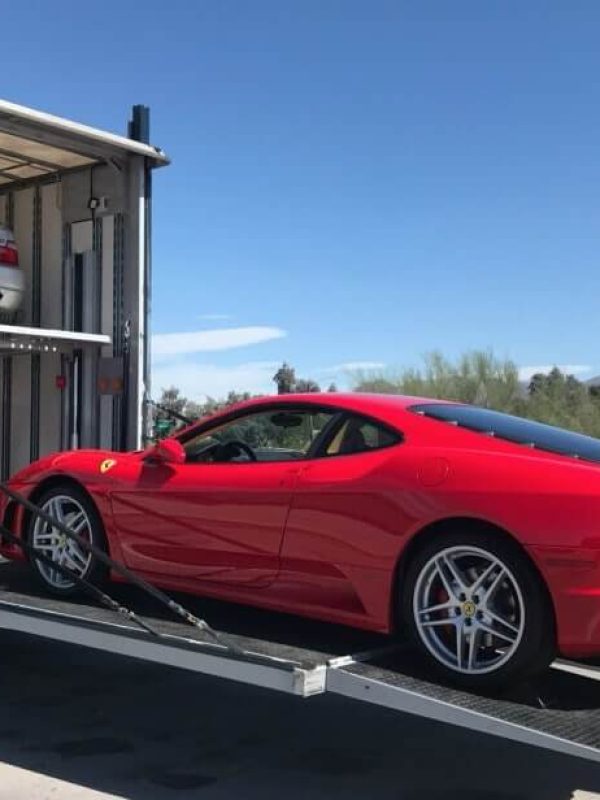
[411,403,600,464]
[325,415,401,457]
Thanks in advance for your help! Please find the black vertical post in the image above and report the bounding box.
[121,319,131,450]
[128,104,152,448]
[1,358,12,479]
[128,105,150,144]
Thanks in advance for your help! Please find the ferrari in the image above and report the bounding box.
[2,392,600,688]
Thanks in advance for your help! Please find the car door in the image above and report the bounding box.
[111,405,337,589]
[277,413,408,622]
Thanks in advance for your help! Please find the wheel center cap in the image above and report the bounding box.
[462,600,477,618]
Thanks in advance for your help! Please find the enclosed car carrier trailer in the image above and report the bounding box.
[0,99,168,478]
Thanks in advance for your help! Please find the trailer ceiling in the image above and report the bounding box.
[0,99,169,188]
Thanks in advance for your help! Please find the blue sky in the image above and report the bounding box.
[7,1,600,399]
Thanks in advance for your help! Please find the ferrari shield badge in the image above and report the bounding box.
[100,458,117,474]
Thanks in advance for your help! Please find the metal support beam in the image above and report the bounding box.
[0,164,106,195]
[31,187,41,325]
[112,213,125,450]
[93,217,103,447]
[0,167,49,182]
[29,187,42,462]
[29,355,40,462]
[0,146,66,172]
[1,192,14,478]
[1,357,11,479]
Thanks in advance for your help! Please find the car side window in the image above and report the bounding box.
[183,408,336,464]
[325,414,401,457]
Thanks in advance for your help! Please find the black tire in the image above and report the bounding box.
[400,528,556,690]
[26,483,108,597]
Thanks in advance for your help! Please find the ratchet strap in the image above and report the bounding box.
[0,522,158,637]
[0,482,246,656]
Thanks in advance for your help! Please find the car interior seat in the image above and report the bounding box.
[338,419,368,454]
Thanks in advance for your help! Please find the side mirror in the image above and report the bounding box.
[148,437,186,465]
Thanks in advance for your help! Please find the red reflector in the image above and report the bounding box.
[0,244,18,266]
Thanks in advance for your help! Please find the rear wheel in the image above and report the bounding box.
[401,529,555,689]
[27,484,108,597]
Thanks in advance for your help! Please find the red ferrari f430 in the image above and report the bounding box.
[2,393,600,688]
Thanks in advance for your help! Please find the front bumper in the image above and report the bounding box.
[0,484,28,562]
[528,544,600,658]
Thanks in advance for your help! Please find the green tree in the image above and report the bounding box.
[273,362,321,394]
[273,363,296,394]
[354,350,524,414]
[353,352,600,438]
[295,378,320,393]
[526,367,600,436]
[153,386,188,438]
[157,386,187,417]
[184,399,204,421]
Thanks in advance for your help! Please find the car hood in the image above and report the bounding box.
[8,449,144,485]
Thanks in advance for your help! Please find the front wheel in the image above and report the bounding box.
[27,484,108,597]
[401,530,555,689]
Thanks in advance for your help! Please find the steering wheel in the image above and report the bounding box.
[216,439,257,462]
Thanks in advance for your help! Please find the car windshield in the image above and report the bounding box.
[411,403,600,465]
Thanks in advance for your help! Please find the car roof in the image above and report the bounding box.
[196,393,451,431]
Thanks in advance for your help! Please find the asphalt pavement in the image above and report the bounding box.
[0,631,599,799]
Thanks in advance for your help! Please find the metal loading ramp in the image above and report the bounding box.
[0,561,330,697]
[1,560,600,765]
[327,649,600,764]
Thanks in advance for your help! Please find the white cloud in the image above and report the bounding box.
[152,326,286,359]
[518,364,592,382]
[197,313,232,321]
[325,361,386,373]
[152,360,279,401]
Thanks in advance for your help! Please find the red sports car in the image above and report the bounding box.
[2,392,600,688]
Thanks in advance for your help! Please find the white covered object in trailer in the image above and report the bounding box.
[0,100,168,476]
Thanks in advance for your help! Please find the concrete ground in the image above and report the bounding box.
[0,631,599,800]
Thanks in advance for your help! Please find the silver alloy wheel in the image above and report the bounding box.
[413,545,526,675]
[31,495,93,589]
